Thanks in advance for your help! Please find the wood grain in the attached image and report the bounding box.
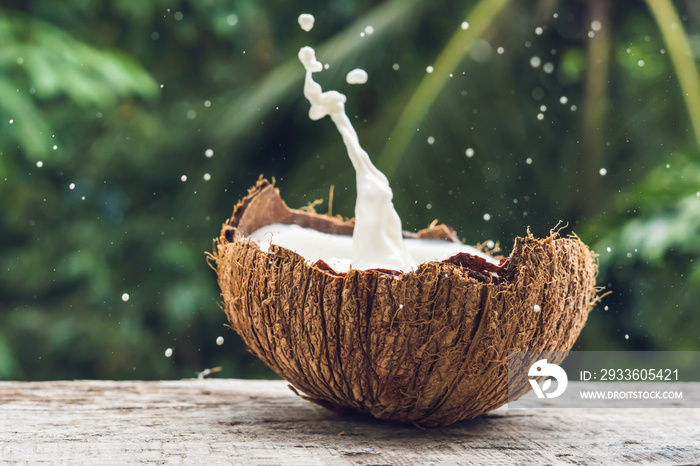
[0,379,698,465]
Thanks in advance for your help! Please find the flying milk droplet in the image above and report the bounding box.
[298,14,314,32]
[346,69,368,85]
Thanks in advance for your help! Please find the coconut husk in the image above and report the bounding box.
[212,178,598,427]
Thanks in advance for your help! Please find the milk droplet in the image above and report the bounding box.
[346,69,368,85]
[543,62,554,74]
[465,148,475,157]
[535,27,543,35]
[638,59,645,67]
[588,31,595,39]
[606,247,612,252]
[540,105,547,112]
[530,56,541,68]
[461,22,469,30]
[165,348,173,357]
[69,183,76,190]
[364,25,374,35]
[599,168,607,176]
[181,175,188,182]
[497,47,505,54]
[426,65,434,73]
[591,20,602,31]
[9,119,13,124]
[298,14,314,32]
[486,240,495,249]
[36,161,43,168]
[526,157,533,164]
[560,96,568,104]
[205,149,214,157]
[203,173,211,181]
[624,334,629,340]
[534,304,541,312]
[427,136,435,145]
[537,113,544,120]
[483,213,491,221]
[216,336,224,346]
[204,100,211,107]
[52,145,58,150]
[392,63,400,71]
[227,14,238,26]
[121,293,130,302]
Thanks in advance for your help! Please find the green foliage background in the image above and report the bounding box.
[1,0,699,380]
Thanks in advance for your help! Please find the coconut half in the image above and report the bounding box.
[212,178,598,426]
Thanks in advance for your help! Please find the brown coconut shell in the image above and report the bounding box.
[212,178,598,427]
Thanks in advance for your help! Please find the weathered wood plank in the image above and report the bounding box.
[0,380,698,465]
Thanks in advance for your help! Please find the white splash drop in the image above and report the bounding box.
[298,14,314,32]
[346,68,368,85]
[165,348,173,358]
[534,304,541,312]
[121,293,130,302]
[465,148,475,158]
[205,148,214,157]
[216,336,224,346]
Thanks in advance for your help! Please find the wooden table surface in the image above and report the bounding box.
[0,379,698,465]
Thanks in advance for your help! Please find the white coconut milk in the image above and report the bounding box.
[248,14,495,273]
[249,223,496,273]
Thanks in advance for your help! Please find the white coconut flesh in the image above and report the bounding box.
[248,223,498,273]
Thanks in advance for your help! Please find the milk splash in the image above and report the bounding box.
[297,15,414,270]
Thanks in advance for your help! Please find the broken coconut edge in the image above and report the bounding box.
[211,178,599,427]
